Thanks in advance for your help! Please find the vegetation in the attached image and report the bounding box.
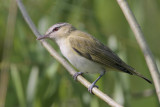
[0,0,160,107]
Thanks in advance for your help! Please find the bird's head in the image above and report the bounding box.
[37,23,76,40]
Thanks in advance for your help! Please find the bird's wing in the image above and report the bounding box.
[69,32,133,74]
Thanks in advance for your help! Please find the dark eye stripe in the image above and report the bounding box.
[52,27,60,32]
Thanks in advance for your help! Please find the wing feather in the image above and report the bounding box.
[69,32,132,73]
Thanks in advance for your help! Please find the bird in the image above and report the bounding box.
[37,22,152,94]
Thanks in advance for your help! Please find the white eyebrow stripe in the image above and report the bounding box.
[45,23,69,35]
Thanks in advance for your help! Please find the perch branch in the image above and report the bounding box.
[116,0,160,102]
[16,0,123,106]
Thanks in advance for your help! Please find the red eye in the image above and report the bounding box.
[52,27,59,32]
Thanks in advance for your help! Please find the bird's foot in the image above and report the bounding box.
[88,83,99,94]
[73,72,83,81]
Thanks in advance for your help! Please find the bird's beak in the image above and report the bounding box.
[37,34,49,40]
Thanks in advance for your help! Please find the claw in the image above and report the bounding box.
[73,72,83,81]
[88,71,105,94]
[88,83,99,94]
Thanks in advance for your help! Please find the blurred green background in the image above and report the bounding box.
[0,0,160,107]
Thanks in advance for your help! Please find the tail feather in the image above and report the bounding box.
[131,69,152,84]
[124,65,152,84]
[115,63,152,84]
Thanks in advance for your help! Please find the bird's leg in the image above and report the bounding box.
[88,71,105,94]
[73,72,83,81]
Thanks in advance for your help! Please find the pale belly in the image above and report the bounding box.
[59,42,104,74]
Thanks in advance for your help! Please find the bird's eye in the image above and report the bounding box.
[52,27,60,32]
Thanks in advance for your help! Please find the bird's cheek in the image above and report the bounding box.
[50,34,56,39]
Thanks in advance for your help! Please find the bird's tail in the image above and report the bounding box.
[125,65,152,84]
[131,69,152,84]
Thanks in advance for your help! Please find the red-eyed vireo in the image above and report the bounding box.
[37,23,151,93]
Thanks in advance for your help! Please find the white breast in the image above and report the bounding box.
[56,38,104,74]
